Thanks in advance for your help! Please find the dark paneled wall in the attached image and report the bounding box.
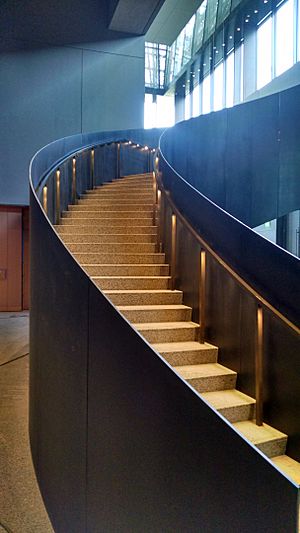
[0,0,145,206]
[169,84,300,228]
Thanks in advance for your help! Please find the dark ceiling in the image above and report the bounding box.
[108,0,166,35]
[146,0,203,45]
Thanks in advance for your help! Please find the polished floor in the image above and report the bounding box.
[0,312,53,532]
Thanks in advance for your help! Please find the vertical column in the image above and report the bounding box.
[199,249,206,344]
[255,305,264,426]
[43,186,48,215]
[90,148,95,189]
[72,157,77,204]
[171,213,177,290]
[55,169,61,225]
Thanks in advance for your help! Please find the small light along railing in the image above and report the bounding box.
[39,140,157,226]
[153,152,300,428]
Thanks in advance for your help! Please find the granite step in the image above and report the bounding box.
[61,217,154,227]
[73,203,153,211]
[272,455,300,484]
[84,191,153,198]
[233,420,288,458]
[63,211,153,219]
[60,233,157,244]
[55,225,157,235]
[104,289,183,306]
[83,264,169,276]
[201,389,256,423]
[67,242,156,254]
[174,363,237,393]
[93,276,171,290]
[134,321,199,343]
[153,341,218,366]
[80,196,154,204]
[74,252,165,265]
[118,304,192,323]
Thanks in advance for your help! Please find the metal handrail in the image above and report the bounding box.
[153,150,299,427]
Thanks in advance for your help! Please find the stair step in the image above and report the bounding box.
[60,234,156,244]
[233,421,287,458]
[62,206,152,216]
[92,276,170,290]
[80,197,153,205]
[84,192,153,198]
[118,304,192,323]
[74,203,153,211]
[134,321,199,343]
[61,217,154,227]
[82,264,169,276]
[98,183,153,190]
[74,253,165,265]
[201,389,256,423]
[55,225,157,235]
[153,341,218,365]
[272,455,300,484]
[104,289,182,306]
[175,363,237,393]
[67,243,156,254]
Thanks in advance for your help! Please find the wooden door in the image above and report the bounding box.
[0,206,22,311]
[22,207,30,310]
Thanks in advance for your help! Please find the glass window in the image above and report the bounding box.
[145,42,168,90]
[156,94,175,127]
[144,94,175,129]
[185,92,191,119]
[204,0,219,42]
[240,41,244,102]
[257,16,272,90]
[192,84,200,117]
[202,74,211,114]
[174,31,185,76]
[167,42,176,84]
[275,0,294,77]
[217,0,231,26]
[213,61,224,111]
[193,0,207,54]
[182,15,196,66]
[144,93,156,129]
[226,51,234,107]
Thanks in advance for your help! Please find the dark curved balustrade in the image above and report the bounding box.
[161,84,300,229]
[30,129,299,532]
[158,92,300,463]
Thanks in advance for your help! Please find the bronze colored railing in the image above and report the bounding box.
[153,153,300,427]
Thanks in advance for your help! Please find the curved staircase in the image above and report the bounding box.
[56,172,300,488]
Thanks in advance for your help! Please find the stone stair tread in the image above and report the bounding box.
[82,263,167,267]
[175,363,236,379]
[118,304,191,310]
[201,389,256,409]
[134,321,199,331]
[233,420,287,445]
[92,276,170,280]
[104,289,181,295]
[152,341,216,353]
[272,455,300,485]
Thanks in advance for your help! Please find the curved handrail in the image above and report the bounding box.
[156,152,300,337]
[158,131,300,330]
[29,129,299,532]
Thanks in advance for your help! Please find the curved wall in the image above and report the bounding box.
[162,84,300,228]
[29,130,299,532]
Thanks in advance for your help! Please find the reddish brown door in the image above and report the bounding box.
[22,207,30,310]
[0,206,22,311]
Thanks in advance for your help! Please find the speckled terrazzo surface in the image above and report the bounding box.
[0,313,53,532]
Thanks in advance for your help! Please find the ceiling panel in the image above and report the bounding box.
[146,0,203,45]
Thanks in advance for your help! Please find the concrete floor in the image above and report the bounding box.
[0,312,53,532]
